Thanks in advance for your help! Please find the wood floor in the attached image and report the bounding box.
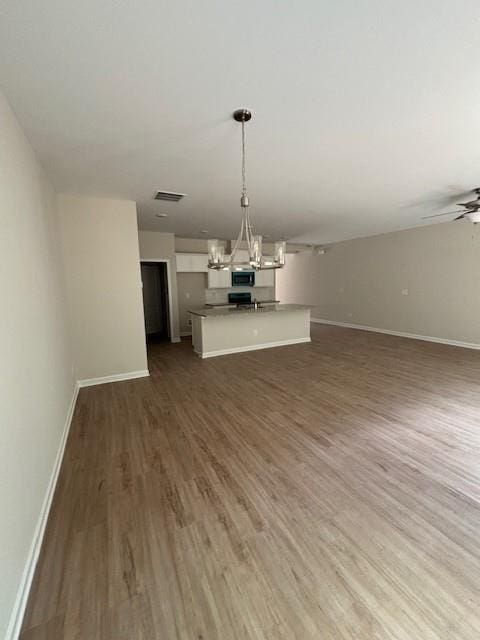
[21,324,480,639]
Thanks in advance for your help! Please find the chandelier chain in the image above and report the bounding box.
[207,108,286,271]
[241,119,247,198]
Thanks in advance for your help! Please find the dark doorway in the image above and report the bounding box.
[141,262,170,343]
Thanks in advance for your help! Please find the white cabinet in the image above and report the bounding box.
[176,253,208,272]
[207,269,231,288]
[207,266,275,289]
[175,254,190,272]
[254,268,275,288]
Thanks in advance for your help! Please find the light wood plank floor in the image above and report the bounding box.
[21,324,480,639]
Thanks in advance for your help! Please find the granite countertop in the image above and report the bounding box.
[188,304,311,318]
[205,299,279,308]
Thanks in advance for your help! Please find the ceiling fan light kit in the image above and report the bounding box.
[466,211,480,223]
[208,110,286,271]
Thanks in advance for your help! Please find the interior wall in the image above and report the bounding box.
[58,195,148,380]
[174,237,211,253]
[139,229,175,257]
[177,272,207,334]
[0,93,75,637]
[276,223,480,345]
[138,230,180,340]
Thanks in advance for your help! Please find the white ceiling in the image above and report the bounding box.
[1,1,480,244]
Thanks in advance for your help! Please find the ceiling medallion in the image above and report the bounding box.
[208,109,286,271]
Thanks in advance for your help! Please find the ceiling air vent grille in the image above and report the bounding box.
[153,190,186,202]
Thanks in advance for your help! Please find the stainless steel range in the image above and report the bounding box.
[228,292,252,306]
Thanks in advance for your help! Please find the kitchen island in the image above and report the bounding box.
[188,304,311,358]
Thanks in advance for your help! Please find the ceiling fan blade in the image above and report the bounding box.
[439,188,480,206]
[454,214,466,221]
[421,210,462,220]
[406,187,478,210]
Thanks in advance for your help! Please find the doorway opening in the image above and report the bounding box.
[141,261,170,344]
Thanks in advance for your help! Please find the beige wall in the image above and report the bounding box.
[277,223,480,345]
[139,229,175,257]
[0,93,75,637]
[177,272,208,333]
[175,237,210,253]
[58,195,148,380]
[138,231,180,340]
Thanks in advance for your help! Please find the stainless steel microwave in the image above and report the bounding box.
[231,271,255,287]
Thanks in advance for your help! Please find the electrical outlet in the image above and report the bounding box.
[347,312,353,318]
[339,287,345,293]
[185,292,190,299]
[401,288,409,296]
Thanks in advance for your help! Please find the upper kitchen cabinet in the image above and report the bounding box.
[254,268,275,287]
[207,269,231,288]
[176,253,208,272]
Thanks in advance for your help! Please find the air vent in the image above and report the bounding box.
[153,190,186,202]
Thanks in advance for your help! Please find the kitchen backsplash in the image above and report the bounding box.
[204,286,275,305]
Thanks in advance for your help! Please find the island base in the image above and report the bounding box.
[191,308,311,358]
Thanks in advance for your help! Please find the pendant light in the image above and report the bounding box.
[208,109,286,271]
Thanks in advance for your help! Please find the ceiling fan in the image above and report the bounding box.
[422,188,480,223]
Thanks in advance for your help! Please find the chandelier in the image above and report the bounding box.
[208,109,286,271]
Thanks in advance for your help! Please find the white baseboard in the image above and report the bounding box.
[7,365,154,637]
[180,331,192,337]
[311,318,480,351]
[6,382,80,640]
[171,337,182,343]
[196,337,311,359]
[78,369,150,388]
